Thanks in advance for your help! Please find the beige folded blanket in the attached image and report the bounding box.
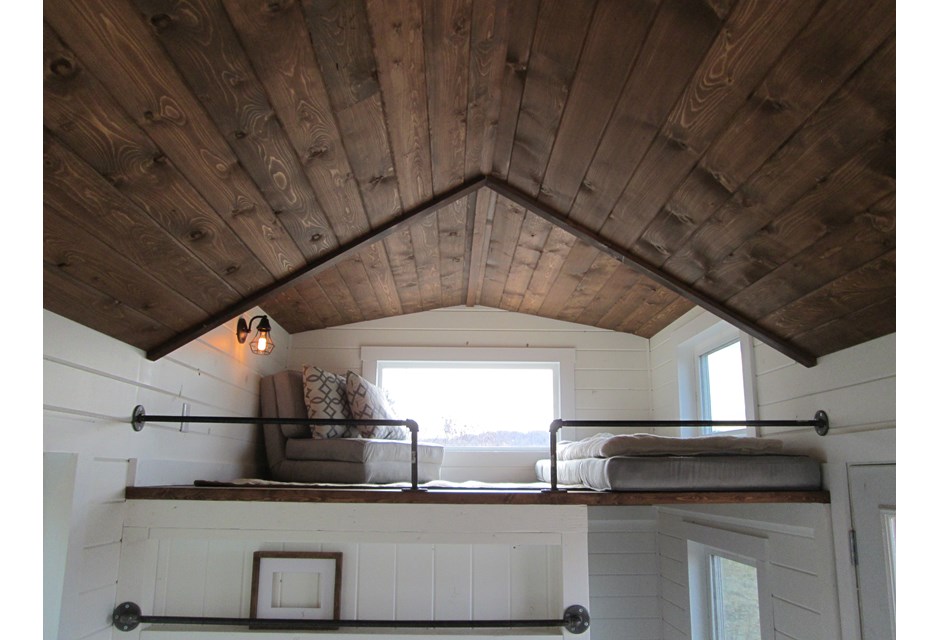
[556,432,783,460]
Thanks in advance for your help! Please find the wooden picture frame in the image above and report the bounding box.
[250,551,342,621]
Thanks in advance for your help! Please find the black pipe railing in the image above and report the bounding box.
[130,405,423,490]
[112,602,591,634]
[546,411,829,492]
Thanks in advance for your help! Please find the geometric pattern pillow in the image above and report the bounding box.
[344,371,408,440]
[302,365,356,439]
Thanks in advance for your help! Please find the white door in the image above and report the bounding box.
[848,464,896,640]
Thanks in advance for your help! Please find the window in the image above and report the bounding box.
[698,340,746,432]
[362,347,574,448]
[688,525,770,640]
[707,553,761,639]
[676,320,756,436]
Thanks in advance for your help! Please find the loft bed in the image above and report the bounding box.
[126,370,830,506]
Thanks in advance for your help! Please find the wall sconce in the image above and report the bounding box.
[237,315,275,355]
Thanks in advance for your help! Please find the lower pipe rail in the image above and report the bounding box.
[112,602,591,634]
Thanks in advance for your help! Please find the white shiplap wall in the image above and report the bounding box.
[43,309,290,640]
[288,306,652,482]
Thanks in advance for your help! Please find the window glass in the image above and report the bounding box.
[709,554,761,639]
[699,340,745,432]
[376,362,557,447]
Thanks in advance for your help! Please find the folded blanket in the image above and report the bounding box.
[556,432,783,460]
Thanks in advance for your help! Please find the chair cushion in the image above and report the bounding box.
[302,366,356,439]
[345,371,409,440]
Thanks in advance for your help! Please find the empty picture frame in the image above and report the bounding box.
[250,551,342,620]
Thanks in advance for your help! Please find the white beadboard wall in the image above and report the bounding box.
[116,502,589,640]
[43,309,290,640]
[288,306,652,482]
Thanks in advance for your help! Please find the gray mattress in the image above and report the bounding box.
[536,455,821,491]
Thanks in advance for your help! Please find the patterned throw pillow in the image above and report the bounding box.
[344,371,409,440]
[302,365,356,439]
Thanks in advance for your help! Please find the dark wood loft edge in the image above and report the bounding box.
[125,485,830,506]
[483,177,819,368]
[145,176,487,361]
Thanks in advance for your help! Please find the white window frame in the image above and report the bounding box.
[686,522,774,640]
[360,346,576,451]
[676,321,758,437]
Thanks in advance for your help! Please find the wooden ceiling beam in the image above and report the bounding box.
[145,176,487,361]
[484,177,818,367]
[466,187,496,307]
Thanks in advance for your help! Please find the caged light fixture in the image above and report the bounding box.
[236,315,275,355]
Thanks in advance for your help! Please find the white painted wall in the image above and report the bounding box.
[288,306,652,482]
[43,309,290,640]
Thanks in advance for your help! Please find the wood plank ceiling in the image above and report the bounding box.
[43,0,896,366]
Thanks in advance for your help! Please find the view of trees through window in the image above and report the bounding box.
[377,363,556,447]
[709,554,761,639]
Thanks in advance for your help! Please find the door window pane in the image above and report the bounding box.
[710,554,761,639]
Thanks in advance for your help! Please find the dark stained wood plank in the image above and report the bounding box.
[335,258,386,321]
[635,7,896,268]
[301,0,420,314]
[614,286,684,336]
[367,0,440,308]
[599,0,822,251]
[535,243,601,319]
[596,281,660,332]
[728,193,895,320]
[437,200,471,308]
[44,23,289,293]
[423,0,472,191]
[696,135,895,302]
[566,0,729,231]
[466,188,496,307]
[759,251,895,341]
[257,286,324,335]
[661,38,896,284]
[125,485,830,506]
[45,0,307,276]
[479,196,527,307]
[500,213,555,311]
[367,0,433,207]
[221,0,370,243]
[310,266,365,326]
[791,297,895,357]
[574,265,644,328]
[289,279,343,330]
[537,0,659,214]
[44,134,241,313]
[301,0,402,227]
[44,264,175,350]
[45,203,206,333]
[464,0,510,177]
[634,296,697,338]
[518,228,578,315]
[490,0,540,180]
[554,252,623,324]
[129,0,338,259]
[506,0,596,198]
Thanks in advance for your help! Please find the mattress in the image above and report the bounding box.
[536,455,822,491]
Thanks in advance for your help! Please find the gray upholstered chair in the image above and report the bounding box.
[260,370,444,483]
